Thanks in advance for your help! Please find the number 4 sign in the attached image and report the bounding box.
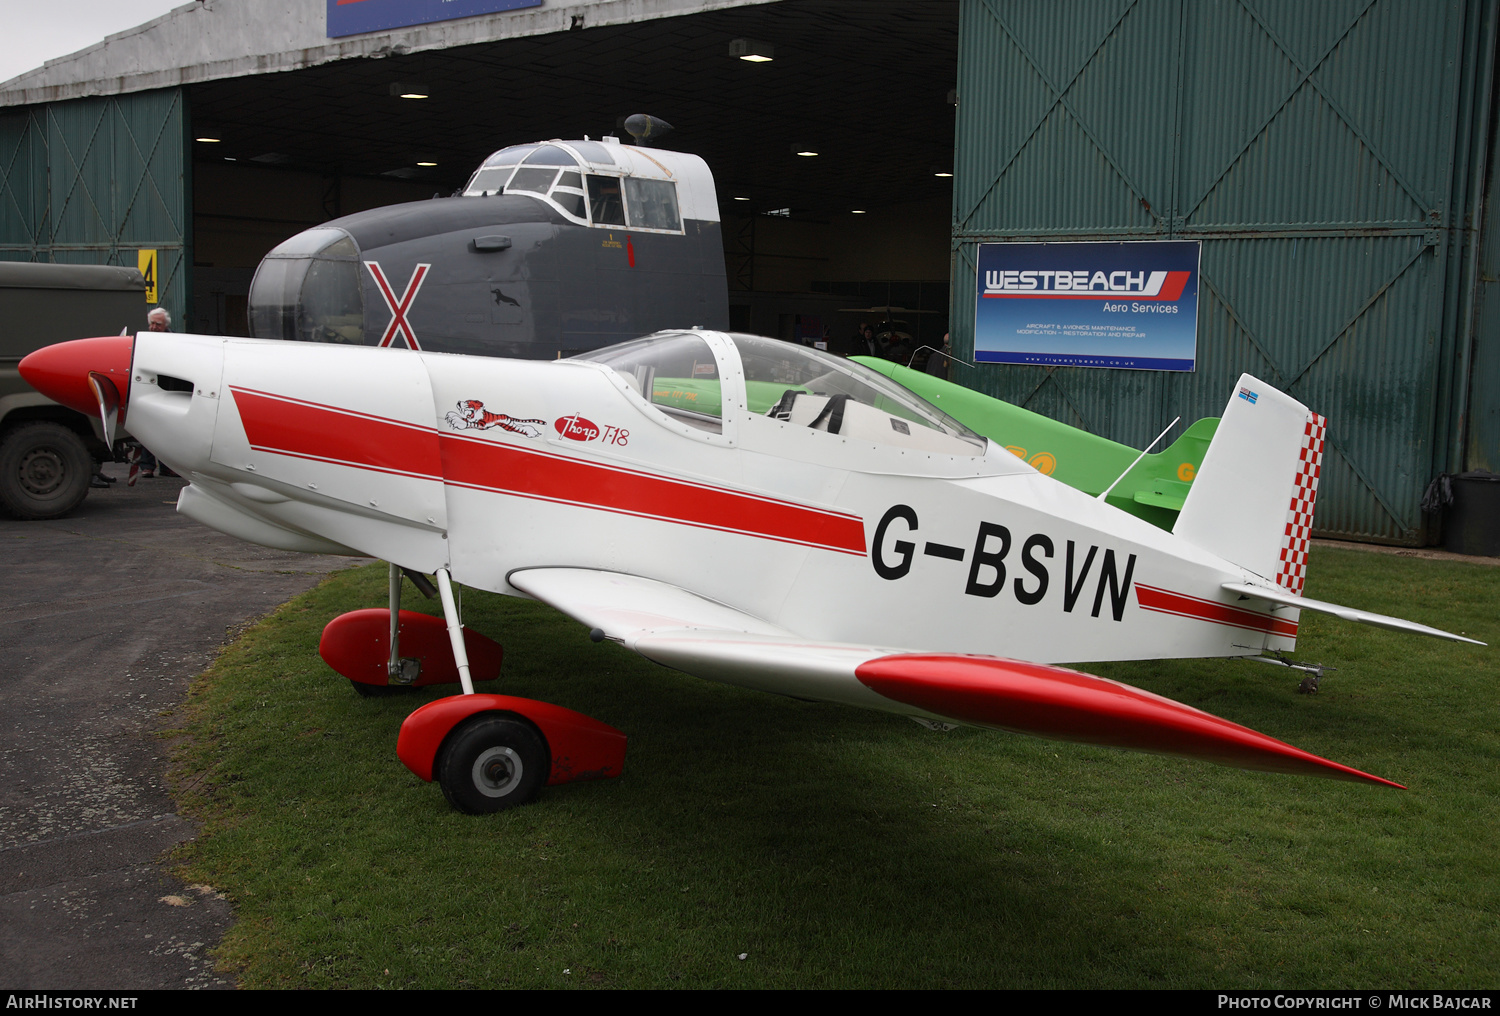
[137,249,158,303]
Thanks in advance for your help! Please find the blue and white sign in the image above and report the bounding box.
[973,240,1201,371]
[327,0,543,39]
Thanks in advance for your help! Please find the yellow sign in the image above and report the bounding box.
[137,249,158,303]
[1177,461,1196,482]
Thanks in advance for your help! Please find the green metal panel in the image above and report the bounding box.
[0,88,187,327]
[1468,64,1500,474]
[952,0,1497,543]
[0,109,49,260]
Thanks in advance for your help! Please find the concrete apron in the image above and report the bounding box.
[0,464,359,989]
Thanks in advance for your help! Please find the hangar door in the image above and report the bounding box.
[951,0,1495,543]
[0,88,187,326]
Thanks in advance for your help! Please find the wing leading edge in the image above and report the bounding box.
[508,568,1402,787]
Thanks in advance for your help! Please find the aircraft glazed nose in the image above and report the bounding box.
[19,335,135,420]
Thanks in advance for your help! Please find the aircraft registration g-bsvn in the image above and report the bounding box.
[20,329,1483,812]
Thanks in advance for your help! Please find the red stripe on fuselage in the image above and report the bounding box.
[1134,584,1298,637]
[228,387,867,556]
[438,432,867,554]
[231,387,443,478]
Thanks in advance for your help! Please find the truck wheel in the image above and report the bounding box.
[0,422,93,520]
[437,715,548,814]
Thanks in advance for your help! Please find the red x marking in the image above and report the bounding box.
[365,261,431,349]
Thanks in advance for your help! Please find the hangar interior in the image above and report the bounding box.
[4,0,1499,547]
[184,0,959,354]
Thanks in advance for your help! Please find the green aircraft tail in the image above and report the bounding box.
[853,357,1218,531]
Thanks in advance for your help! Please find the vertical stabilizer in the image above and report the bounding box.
[1173,375,1326,592]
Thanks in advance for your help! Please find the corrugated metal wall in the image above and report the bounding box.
[0,88,188,326]
[1467,54,1500,475]
[951,0,1498,543]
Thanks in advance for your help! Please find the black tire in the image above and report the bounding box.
[437,715,548,814]
[0,422,93,520]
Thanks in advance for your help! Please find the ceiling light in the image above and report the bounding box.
[195,137,220,143]
[728,38,774,62]
[390,82,430,99]
[733,196,750,201]
[417,161,437,167]
[796,150,818,157]
[851,209,866,214]
[934,171,953,177]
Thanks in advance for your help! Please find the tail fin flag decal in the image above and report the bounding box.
[1277,413,1326,595]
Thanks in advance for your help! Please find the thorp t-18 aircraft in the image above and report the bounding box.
[20,330,1482,812]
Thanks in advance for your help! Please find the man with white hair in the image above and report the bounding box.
[136,307,174,476]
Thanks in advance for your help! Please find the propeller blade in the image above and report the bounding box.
[87,371,121,447]
[857,654,1403,787]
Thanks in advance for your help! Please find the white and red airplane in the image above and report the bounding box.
[20,330,1482,811]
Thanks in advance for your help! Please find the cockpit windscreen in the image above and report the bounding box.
[464,144,542,195]
[571,333,723,433]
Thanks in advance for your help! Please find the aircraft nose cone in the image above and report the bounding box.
[19,335,135,419]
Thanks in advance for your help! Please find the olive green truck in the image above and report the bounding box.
[0,262,148,519]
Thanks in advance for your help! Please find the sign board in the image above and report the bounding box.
[327,0,543,38]
[973,241,1201,371]
[137,249,157,304]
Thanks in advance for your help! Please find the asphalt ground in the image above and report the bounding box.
[0,463,358,989]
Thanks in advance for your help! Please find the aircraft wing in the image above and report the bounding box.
[508,568,898,704]
[509,568,1403,787]
[1221,581,1484,645]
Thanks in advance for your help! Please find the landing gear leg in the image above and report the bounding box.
[385,564,422,685]
[435,567,475,695]
[388,562,401,676]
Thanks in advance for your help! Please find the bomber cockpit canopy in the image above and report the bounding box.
[461,139,716,232]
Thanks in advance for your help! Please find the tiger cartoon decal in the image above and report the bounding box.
[445,399,545,438]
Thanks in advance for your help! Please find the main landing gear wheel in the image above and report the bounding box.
[437,715,547,814]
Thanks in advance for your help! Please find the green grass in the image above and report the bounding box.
[170,547,1500,988]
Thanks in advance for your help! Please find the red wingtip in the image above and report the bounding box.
[19,335,135,421]
[856,654,1403,788]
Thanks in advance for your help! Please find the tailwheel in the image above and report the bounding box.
[437,715,548,814]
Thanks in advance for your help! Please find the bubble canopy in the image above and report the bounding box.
[573,332,986,453]
[248,226,364,344]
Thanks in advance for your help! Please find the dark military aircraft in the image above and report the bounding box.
[247,133,728,358]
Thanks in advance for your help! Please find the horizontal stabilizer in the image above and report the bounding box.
[1222,582,1485,645]
[856,654,1403,787]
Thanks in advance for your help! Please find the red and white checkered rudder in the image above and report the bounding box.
[1174,373,1325,594]
[1275,412,1327,595]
